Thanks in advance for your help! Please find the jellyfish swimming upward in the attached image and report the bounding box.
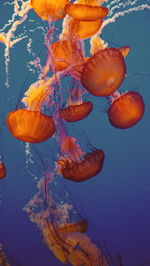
[0,0,150,265]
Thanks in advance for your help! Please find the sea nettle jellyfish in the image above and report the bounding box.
[50,39,84,71]
[23,167,109,266]
[41,218,109,265]
[6,109,55,143]
[60,101,93,122]
[81,48,126,96]
[61,0,108,40]
[60,87,93,122]
[52,220,88,236]
[57,135,105,182]
[108,91,145,129]
[65,3,108,21]
[68,18,103,40]
[6,80,55,143]
[31,0,69,21]
[58,149,105,182]
[0,162,6,179]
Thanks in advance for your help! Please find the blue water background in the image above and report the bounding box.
[0,1,150,266]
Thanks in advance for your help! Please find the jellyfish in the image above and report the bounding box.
[23,160,109,266]
[60,86,93,122]
[59,0,109,40]
[7,76,57,144]
[68,17,103,40]
[65,3,109,21]
[41,217,109,266]
[81,47,126,96]
[57,149,105,182]
[63,0,109,40]
[0,162,6,180]
[51,40,74,71]
[6,109,55,143]
[60,101,93,122]
[50,39,84,71]
[31,0,69,21]
[55,220,88,234]
[108,91,145,129]
[55,132,105,182]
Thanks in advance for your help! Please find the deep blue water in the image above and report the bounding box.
[0,1,150,266]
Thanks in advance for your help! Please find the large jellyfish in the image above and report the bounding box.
[0,0,150,265]
[6,109,55,143]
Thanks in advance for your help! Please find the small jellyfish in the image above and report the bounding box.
[54,220,88,234]
[6,109,55,143]
[81,48,126,96]
[108,91,145,129]
[60,101,93,122]
[58,149,105,182]
[0,162,6,179]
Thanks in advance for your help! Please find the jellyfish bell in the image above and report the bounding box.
[68,17,103,40]
[60,101,93,122]
[31,0,69,21]
[81,47,126,96]
[8,79,56,143]
[6,109,55,143]
[58,149,105,182]
[51,40,72,71]
[51,39,84,71]
[108,91,145,129]
[0,162,6,179]
[60,85,93,122]
[54,220,88,234]
[65,3,109,21]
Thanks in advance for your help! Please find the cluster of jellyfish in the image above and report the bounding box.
[0,0,150,265]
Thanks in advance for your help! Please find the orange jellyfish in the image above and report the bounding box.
[51,40,73,71]
[51,39,83,71]
[31,0,69,21]
[65,3,108,21]
[42,218,108,265]
[68,18,103,40]
[6,109,55,143]
[61,1,108,40]
[0,162,6,179]
[60,101,93,122]
[81,48,126,96]
[54,220,88,234]
[58,149,105,182]
[108,91,145,129]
